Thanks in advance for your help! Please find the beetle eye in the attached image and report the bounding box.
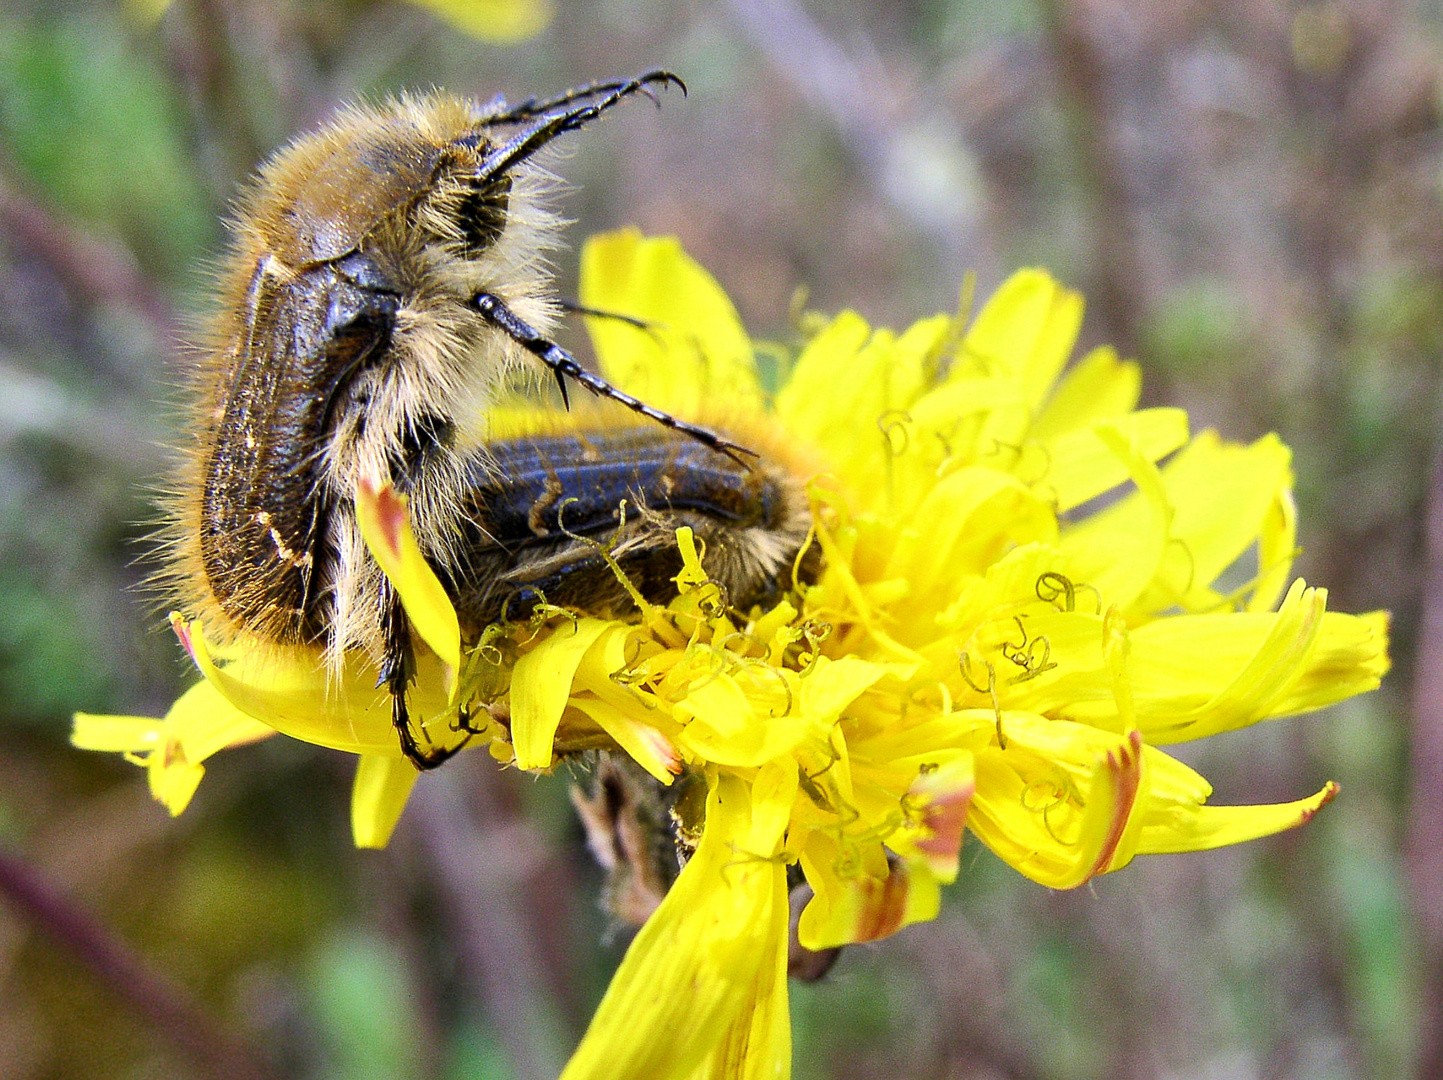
[456,173,511,256]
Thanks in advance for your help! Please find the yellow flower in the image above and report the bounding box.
[402,0,553,42]
[128,0,552,42]
[74,231,1389,1079]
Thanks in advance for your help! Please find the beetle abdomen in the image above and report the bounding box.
[447,426,809,627]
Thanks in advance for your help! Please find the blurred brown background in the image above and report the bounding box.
[0,0,1435,1077]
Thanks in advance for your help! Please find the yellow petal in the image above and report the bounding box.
[1135,432,1294,613]
[75,679,275,761]
[1054,421,1174,610]
[841,315,956,504]
[968,609,1108,718]
[776,314,951,495]
[580,229,761,411]
[407,0,552,41]
[351,753,419,848]
[1032,591,1386,740]
[71,713,166,754]
[904,753,976,881]
[1269,609,1390,714]
[570,696,681,784]
[885,467,1057,615]
[968,720,1145,888]
[185,619,457,756]
[797,832,941,950]
[511,618,614,770]
[1139,780,1338,853]
[960,268,1083,411]
[1103,606,1138,734]
[355,480,461,675]
[150,760,205,816]
[560,772,789,1080]
[798,656,888,728]
[748,759,801,850]
[1251,484,1298,614]
[701,916,791,1080]
[905,373,1026,477]
[934,542,1055,633]
[674,671,802,767]
[1123,580,1328,741]
[164,679,279,759]
[1031,345,1141,440]
[74,680,277,816]
[1040,408,1188,513]
[774,311,874,438]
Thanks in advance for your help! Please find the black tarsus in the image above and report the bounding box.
[472,291,756,467]
[484,71,687,127]
[475,72,685,186]
[381,588,468,770]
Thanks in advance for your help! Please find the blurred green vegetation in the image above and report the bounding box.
[0,1,1435,1078]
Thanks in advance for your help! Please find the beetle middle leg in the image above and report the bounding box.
[472,290,754,465]
[556,299,654,332]
[381,586,468,770]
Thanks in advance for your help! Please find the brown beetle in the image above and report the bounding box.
[157,76,812,768]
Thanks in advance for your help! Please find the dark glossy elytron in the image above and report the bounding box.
[447,425,797,627]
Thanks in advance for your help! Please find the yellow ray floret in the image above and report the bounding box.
[74,231,1390,1080]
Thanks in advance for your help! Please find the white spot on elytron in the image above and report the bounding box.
[253,509,311,567]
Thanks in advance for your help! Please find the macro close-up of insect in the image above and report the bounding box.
[162,71,813,770]
[2,7,1426,1079]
